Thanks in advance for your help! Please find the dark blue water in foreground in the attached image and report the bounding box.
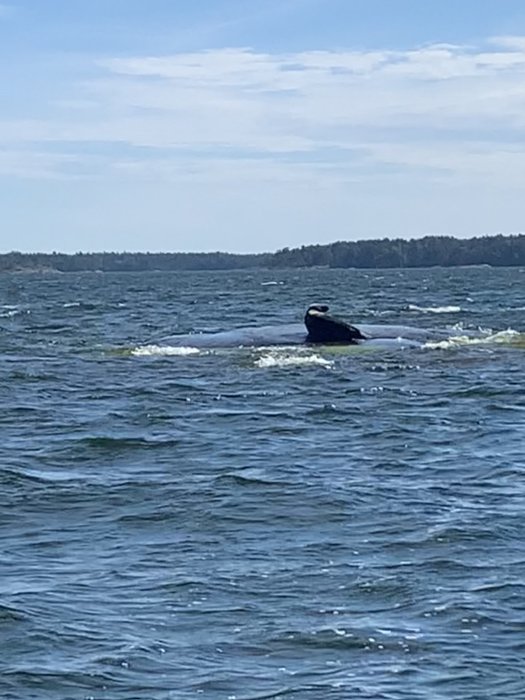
[1,267,524,700]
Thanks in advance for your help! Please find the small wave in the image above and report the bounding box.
[76,436,183,452]
[408,304,461,314]
[261,280,282,286]
[131,344,201,357]
[362,308,397,318]
[0,604,26,621]
[425,329,523,349]
[215,469,282,487]
[255,350,333,369]
[0,306,29,318]
[63,302,81,308]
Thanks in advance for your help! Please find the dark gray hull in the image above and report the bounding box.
[160,322,453,349]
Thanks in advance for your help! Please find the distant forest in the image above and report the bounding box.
[1,234,524,272]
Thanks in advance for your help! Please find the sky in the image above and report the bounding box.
[2,0,525,253]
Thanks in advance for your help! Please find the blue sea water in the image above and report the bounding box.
[1,266,524,700]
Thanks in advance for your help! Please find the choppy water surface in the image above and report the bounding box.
[1,267,524,700]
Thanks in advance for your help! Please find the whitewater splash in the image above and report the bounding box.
[0,305,29,318]
[408,304,462,314]
[130,343,334,368]
[425,329,523,349]
[254,350,334,369]
[131,344,201,357]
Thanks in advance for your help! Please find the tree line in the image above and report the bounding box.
[1,234,524,272]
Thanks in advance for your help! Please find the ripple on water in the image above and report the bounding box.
[0,268,524,699]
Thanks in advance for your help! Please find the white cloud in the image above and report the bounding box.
[4,36,525,186]
[70,38,525,145]
[488,35,525,51]
[0,149,83,179]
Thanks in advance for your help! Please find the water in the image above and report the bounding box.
[1,267,524,700]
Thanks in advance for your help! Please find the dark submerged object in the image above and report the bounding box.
[305,304,367,344]
[159,304,453,349]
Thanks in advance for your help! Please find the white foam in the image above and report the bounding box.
[425,329,522,349]
[408,304,461,314]
[131,344,201,357]
[255,350,333,369]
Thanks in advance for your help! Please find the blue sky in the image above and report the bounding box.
[2,0,525,253]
